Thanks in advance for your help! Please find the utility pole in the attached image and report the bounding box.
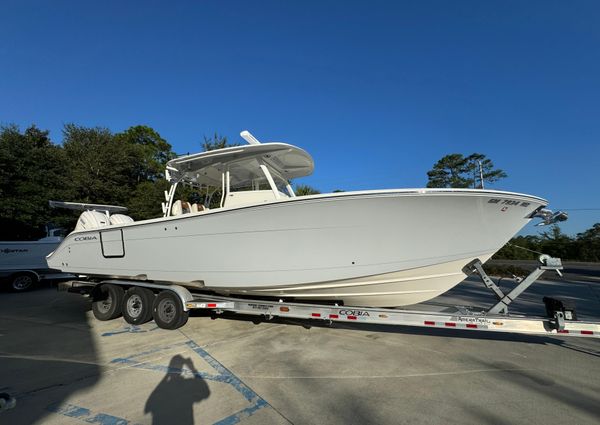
[478,160,484,189]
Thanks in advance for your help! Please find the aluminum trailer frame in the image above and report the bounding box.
[59,255,600,338]
[181,293,600,338]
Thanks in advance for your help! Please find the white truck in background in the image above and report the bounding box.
[0,227,73,291]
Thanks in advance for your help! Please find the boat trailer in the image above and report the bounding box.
[59,255,600,338]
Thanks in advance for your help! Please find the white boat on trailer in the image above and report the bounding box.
[47,130,567,308]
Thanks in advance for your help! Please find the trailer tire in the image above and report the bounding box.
[10,272,38,292]
[178,311,189,328]
[92,284,125,321]
[122,287,155,325]
[152,291,188,330]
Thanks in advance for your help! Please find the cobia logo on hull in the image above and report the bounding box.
[74,236,98,241]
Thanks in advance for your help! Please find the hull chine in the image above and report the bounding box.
[207,255,494,307]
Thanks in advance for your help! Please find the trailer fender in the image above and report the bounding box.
[100,280,195,311]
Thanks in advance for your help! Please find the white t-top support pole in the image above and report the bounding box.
[260,164,281,200]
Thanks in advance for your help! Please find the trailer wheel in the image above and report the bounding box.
[122,287,155,325]
[152,291,189,330]
[10,272,38,292]
[92,284,125,321]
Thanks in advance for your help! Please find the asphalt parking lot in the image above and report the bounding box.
[1,264,599,425]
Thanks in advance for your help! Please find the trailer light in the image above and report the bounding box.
[329,314,339,319]
[311,313,321,317]
[207,303,217,308]
[280,306,289,312]
[424,321,435,326]
[466,324,478,329]
[186,303,195,308]
[379,314,388,319]
[581,330,593,335]
[493,321,504,326]
[444,322,456,327]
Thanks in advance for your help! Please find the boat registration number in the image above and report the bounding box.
[488,198,531,207]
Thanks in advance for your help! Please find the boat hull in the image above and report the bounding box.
[231,256,494,306]
[1,240,61,272]
[47,189,546,306]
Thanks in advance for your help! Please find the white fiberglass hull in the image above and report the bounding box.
[47,189,546,307]
[1,240,61,272]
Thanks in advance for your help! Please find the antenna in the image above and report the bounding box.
[240,130,261,145]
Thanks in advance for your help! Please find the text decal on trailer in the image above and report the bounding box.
[338,309,371,317]
[450,315,492,325]
[248,303,271,311]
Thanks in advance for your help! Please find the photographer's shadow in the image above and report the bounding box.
[145,355,211,425]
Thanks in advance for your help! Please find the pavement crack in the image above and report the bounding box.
[0,315,92,333]
[13,371,101,400]
[237,368,539,380]
[184,322,283,349]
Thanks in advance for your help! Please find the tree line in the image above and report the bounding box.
[0,124,176,240]
[492,224,600,262]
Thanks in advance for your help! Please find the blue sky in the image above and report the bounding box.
[1,1,599,235]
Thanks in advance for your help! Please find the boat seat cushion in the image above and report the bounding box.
[172,200,193,216]
[110,214,134,225]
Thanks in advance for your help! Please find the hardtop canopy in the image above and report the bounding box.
[166,142,314,187]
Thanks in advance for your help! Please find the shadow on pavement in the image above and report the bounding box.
[0,287,99,424]
[145,355,210,425]
[467,356,600,420]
